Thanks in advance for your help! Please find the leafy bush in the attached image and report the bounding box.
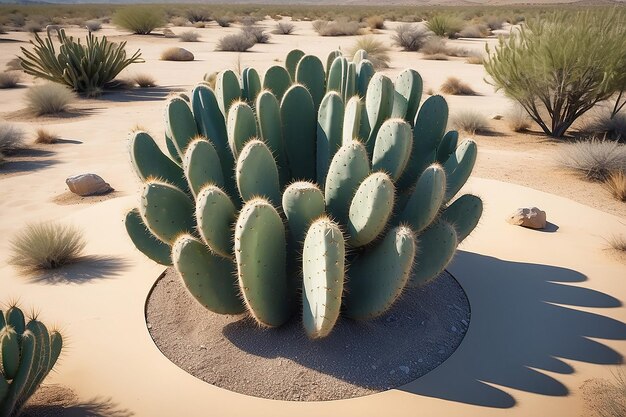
[10,222,86,269]
[605,171,626,201]
[365,15,385,29]
[132,73,157,87]
[313,19,361,36]
[113,6,165,35]
[25,83,75,115]
[451,110,490,134]
[558,139,626,181]
[216,32,256,52]
[273,22,295,34]
[35,128,59,144]
[84,19,102,32]
[347,36,390,69]
[0,123,25,153]
[241,26,270,43]
[484,10,626,138]
[392,23,431,51]
[426,15,463,38]
[20,29,143,96]
[0,71,21,88]
[506,104,532,132]
[440,77,476,95]
[179,30,200,42]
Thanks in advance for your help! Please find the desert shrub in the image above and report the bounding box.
[170,16,189,27]
[424,54,448,61]
[24,22,42,33]
[582,368,626,417]
[25,83,75,115]
[9,222,86,270]
[193,22,205,29]
[0,71,21,88]
[186,8,211,23]
[8,13,25,27]
[240,16,261,26]
[179,30,200,42]
[440,77,477,95]
[84,19,102,32]
[215,16,233,27]
[6,58,22,71]
[365,15,385,29]
[506,104,533,132]
[426,15,463,38]
[35,128,59,144]
[605,171,626,201]
[459,24,487,38]
[484,15,505,30]
[484,10,626,138]
[451,110,490,134]
[160,47,194,61]
[113,6,165,35]
[20,29,143,96]
[465,53,484,65]
[217,32,256,52]
[0,25,7,34]
[0,124,25,153]
[558,139,626,181]
[313,19,360,36]
[273,22,295,35]
[204,71,217,89]
[241,26,270,43]
[608,234,626,252]
[0,152,5,165]
[581,111,626,141]
[347,36,390,69]
[421,36,448,55]
[392,23,431,51]
[132,73,156,87]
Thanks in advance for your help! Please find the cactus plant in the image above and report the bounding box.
[0,305,63,417]
[125,49,483,339]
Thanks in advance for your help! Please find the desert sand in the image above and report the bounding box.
[1,18,625,416]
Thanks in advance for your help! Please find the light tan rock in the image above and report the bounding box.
[66,174,113,196]
[507,207,547,229]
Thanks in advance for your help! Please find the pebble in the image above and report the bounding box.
[461,319,468,326]
[371,365,377,370]
[451,326,457,332]
[399,366,410,374]
[438,349,445,354]
[418,358,423,363]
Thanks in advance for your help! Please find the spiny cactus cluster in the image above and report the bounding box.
[126,48,482,338]
[0,305,62,417]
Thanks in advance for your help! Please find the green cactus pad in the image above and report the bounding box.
[295,55,326,111]
[398,164,446,233]
[235,198,292,327]
[236,139,281,205]
[342,62,356,102]
[365,73,394,156]
[140,180,195,244]
[282,181,326,245]
[443,139,477,202]
[183,138,224,196]
[129,131,187,191]
[48,330,62,373]
[316,91,344,185]
[302,217,345,339]
[441,194,482,243]
[0,327,20,379]
[437,130,459,163]
[0,330,34,416]
[326,55,345,94]
[125,208,172,266]
[166,97,198,157]
[242,67,262,104]
[285,49,305,80]
[280,84,316,182]
[196,185,236,258]
[352,49,368,64]
[325,140,370,226]
[325,50,342,81]
[356,59,374,98]
[344,225,416,319]
[172,235,245,315]
[255,90,287,182]
[411,220,458,286]
[0,374,7,404]
[263,65,292,101]
[216,69,242,117]
[391,69,423,125]
[372,119,413,180]
[165,132,182,165]
[5,307,25,335]
[227,100,257,158]
[342,96,363,144]
[347,172,395,247]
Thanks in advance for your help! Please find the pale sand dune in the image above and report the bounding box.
[1,19,625,416]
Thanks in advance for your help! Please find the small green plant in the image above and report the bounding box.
[0,124,25,154]
[558,139,626,181]
[451,110,490,134]
[347,35,390,69]
[426,15,463,38]
[216,32,256,52]
[392,23,431,52]
[0,304,63,416]
[25,83,75,115]
[440,77,476,95]
[20,29,143,96]
[0,71,21,88]
[113,6,165,35]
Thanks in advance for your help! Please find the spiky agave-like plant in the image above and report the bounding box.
[125,49,483,338]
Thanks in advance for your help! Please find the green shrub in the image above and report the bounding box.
[10,222,86,269]
[25,83,75,115]
[484,9,626,138]
[113,6,165,35]
[185,8,211,23]
[426,15,463,38]
[392,23,431,51]
[347,35,390,69]
[20,29,143,96]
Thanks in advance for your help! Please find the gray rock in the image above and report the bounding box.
[66,173,113,196]
[169,47,194,61]
[399,366,410,374]
[507,207,547,229]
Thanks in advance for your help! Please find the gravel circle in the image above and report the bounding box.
[146,267,470,401]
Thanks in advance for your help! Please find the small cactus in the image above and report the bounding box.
[125,49,483,339]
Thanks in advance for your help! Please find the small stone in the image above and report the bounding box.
[66,173,113,196]
[169,47,194,61]
[451,326,457,332]
[389,370,395,375]
[399,366,410,374]
[461,319,468,326]
[371,365,377,370]
[507,207,547,229]
[418,358,423,363]
[490,114,503,120]
[200,344,206,349]
[147,323,152,329]
[438,349,445,354]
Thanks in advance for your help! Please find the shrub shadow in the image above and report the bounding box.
[101,87,183,103]
[25,397,133,417]
[27,256,130,284]
[401,251,626,408]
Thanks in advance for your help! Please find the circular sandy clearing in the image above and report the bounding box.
[146,268,470,401]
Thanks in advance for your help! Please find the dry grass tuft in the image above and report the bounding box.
[451,111,490,135]
[465,52,484,65]
[0,124,25,153]
[423,53,449,61]
[313,19,361,36]
[582,368,626,417]
[24,22,42,33]
[241,26,270,43]
[580,111,626,141]
[0,71,22,88]
[421,36,448,55]
[216,32,256,52]
[440,77,477,95]
[84,20,102,32]
[272,22,294,34]
[365,15,385,29]
[608,235,626,252]
[25,83,75,115]
[179,30,200,42]
[558,140,626,181]
[506,105,532,132]
[132,73,157,88]
[605,171,626,201]
[35,128,59,144]
[392,23,431,52]
[347,36,390,69]
[9,222,86,270]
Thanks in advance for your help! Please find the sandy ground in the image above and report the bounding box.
[1,18,625,417]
